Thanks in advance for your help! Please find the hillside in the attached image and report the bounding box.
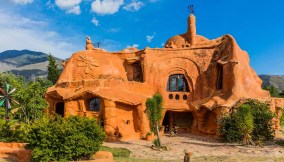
[259,75,284,91]
[0,50,63,79]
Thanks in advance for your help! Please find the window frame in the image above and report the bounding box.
[167,74,190,92]
[88,97,100,112]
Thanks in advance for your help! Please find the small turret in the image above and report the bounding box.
[187,14,196,45]
[164,5,208,48]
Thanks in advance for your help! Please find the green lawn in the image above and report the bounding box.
[100,146,131,158]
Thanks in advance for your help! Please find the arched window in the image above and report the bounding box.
[167,74,190,92]
[89,97,100,112]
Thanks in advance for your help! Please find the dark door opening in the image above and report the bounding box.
[55,102,65,117]
[162,111,171,132]
[162,111,194,133]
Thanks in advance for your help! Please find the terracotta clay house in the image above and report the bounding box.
[46,13,284,141]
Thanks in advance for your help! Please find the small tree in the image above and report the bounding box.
[47,54,60,84]
[146,93,163,148]
[280,90,284,98]
[15,80,50,123]
[263,85,280,97]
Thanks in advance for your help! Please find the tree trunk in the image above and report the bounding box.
[156,124,162,147]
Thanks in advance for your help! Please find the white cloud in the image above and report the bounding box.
[67,5,81,15]
[91,0,124,15]
[10,0,33,5]
[123,0,143,12]
[55,0,82,15]
[91,17,99,26]
[127,44,139,48]
[55,0,81,8]
[0,11,80,59]
[146,32,156,43]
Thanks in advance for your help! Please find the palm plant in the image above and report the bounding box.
[0,84,18,121]
[235,104,254,145]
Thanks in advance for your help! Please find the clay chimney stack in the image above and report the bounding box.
[187,14,196,45]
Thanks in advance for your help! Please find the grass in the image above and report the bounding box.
[100,146,131,158]
[275,140,284,147]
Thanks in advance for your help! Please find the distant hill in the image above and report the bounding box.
[0,50,63,79]
[259,75,284,92]
[0,50,283,90]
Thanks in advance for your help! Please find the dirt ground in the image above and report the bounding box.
[1,132,283,162]
[104,131,284,162]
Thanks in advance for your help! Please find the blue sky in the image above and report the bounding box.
[0,0,283,75]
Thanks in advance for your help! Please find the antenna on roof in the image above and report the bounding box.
[188,4,194,14]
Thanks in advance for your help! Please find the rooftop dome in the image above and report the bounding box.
[165,14,208,48]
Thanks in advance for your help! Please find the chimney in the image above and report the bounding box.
[187,14,196,45]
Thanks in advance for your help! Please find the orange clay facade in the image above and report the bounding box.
[46,14,284,141]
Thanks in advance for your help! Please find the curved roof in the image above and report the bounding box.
[165,34,208,48]
[57,49,127,84]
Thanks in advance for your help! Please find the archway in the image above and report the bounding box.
[55,102,65,117]
[162,111,194,133]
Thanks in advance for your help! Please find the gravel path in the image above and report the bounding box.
[103,133,284,161]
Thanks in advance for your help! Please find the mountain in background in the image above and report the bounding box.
[0,50,63,79]
[259,75,284,92]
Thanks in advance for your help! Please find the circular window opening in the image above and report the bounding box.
[183,94,188,100]
[169,94,173,99]
[175,94,180,100]
[126,120,131,124]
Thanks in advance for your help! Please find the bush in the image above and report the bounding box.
[235,105,254,144]
[219,110,244,143]
[219,99,275,143]
[249,100,275,141]
[0,120,29,142]
[26,116,106,162]
[152,138,161,148]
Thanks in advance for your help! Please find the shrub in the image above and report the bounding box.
[0,120,29,142]
[219,111,243,143]
[248,100,275,141]
[235,104,254,144]
[152,138,161,148]
[26,115,106,162]
[219,99,275,143]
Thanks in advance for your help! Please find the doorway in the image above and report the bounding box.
[55,102,65,117]
[162,111,194,133]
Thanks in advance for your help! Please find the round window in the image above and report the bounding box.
[175,94,180,100]
[183,94,188,100]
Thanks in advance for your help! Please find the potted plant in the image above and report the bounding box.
[146,132,152,141]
